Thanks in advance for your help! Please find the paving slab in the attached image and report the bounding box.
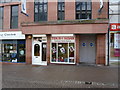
[2,64,119,88]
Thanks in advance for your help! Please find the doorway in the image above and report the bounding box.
[80,35,96,64]
[32,37,47,65]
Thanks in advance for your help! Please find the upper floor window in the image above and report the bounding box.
[34,0,48,22]
[10,5,18,29]
[76,0,92,20]
[58,0,65,20]
[0,7,4,30]
[0,0,21,3]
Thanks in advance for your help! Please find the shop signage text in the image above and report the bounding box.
[110,23,120,31]
[52,37,75,43]
[0,31,25,40]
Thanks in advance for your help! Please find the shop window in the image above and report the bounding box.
[76,0,92,19]
[0,7,3,30]
[51,43,75,63]
[10,5,18,29]
[110,33,120,60]
[34,0,48,22]
[34,44,40,56]
[58,0,65,20]
[0,40,25,63]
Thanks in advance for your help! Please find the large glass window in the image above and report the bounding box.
[58,0,65,20]
[0,40,25,63]
[51,43,75,63]
[34,0,48,22]
[110,33,120,61]
[76,0,92,19]
[0,7,3,30]
[10,5,18,29]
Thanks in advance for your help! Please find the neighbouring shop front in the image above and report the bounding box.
[110,23,120,61]
[51,34,75,64]
[0,31,26,63]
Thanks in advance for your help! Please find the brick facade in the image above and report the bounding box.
[0,0,109,65]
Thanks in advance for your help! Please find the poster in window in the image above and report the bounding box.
[114,34,120,49]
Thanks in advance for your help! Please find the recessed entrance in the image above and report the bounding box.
[80,35,96,64]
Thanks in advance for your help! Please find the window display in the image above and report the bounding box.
[51,36,75,64]
[0,40,25,63]
[110,33,120,60]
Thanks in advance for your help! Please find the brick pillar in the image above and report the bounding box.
[48,0,57,21]
[96,34,106,65]
[26,35,32,64]
[65,0,75,20]
[75,34,80,64]
[3,6,11,29]
[46,34,51,64]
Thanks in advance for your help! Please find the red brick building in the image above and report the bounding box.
[0,0,109,65]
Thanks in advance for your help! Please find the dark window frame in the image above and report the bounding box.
[57,0,65,20]
[75,1,92,20]
[0,6,4,30]
[34,0,48,22]
[10,5,18,29]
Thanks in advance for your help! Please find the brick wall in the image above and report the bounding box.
[0,1,108,31]
[96,34,106,65]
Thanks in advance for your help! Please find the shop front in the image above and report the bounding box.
[110,23,120,61]
[0,31,26,63]
[51,34,75,64]
[32,35,47,65]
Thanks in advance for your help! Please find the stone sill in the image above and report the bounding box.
[21,19,109,27]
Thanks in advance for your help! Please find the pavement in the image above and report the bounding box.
[1,64,119,88]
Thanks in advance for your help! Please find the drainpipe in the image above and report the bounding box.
[107,23,110,66]
[107,1,110,66]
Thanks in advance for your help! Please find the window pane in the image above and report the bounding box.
[58,43,68,62]
[35,13,39,22]
[11,16,18,29]
[44,4,47,12]
[2,41,17,62]
[42,43,46,61]
[82,2,86,10]
[34,44,40,56]
[69,43,75,63]
[52,43,57,62]
[35,5,38,13]
[39,5,43,12]
[62,3,65,10]
[17,40,25,62]
[87,2,91,10]
[0,7,3,30]
[76,3,80,10]
[0,20,3,30]
[11,5,18,29]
